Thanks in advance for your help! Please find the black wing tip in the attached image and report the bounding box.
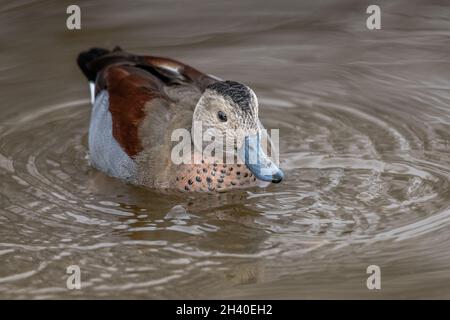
[77,47,123,82]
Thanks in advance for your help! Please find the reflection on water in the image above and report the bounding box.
[1,0,450,298]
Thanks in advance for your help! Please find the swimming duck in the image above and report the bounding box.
[77,47,283,192]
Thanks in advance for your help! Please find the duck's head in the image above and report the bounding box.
[192,80,284,184]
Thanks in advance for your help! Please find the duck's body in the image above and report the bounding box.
[78,47,283,192]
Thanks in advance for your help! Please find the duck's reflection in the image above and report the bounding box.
[86,170,270,286]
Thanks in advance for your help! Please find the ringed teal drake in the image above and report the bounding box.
[77,47,284,192]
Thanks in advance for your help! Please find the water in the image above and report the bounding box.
[1,0,450,299]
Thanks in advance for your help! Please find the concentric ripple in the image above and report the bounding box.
[2,0,450,299]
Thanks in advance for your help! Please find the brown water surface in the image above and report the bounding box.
[1,0,450,298]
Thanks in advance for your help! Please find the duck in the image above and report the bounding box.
[77,47,283,192]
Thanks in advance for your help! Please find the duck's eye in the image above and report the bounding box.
[217,111,227,122]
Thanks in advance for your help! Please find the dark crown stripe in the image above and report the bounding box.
[207,80,252,112]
